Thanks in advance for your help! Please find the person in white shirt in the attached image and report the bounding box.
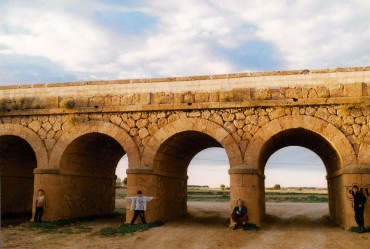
[126,190,154,225]
[34,189,47,222]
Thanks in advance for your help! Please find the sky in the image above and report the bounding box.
[1,0,369,187]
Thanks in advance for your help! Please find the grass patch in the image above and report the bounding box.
[349,226,370,233]
[186,188,328,203]
[30,221,93,234]
[29,213,120,234]
[265,193,328,203]
[243,223,260,231]
[99,221,164,235]
[187,194,230,201]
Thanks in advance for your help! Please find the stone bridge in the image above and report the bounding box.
[1,67,370,229]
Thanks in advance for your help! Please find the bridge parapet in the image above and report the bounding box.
[1,66,370,228]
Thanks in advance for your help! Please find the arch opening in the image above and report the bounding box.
[59,132,125,218]
[153,131,228,221]
[115,155,128,215]
[265,146,326,188]
[0,135,37,220]
[265,146,329,224]
[259,128,341,174]
[259,128,342,225]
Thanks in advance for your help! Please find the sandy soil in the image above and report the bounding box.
[1,201,369,249]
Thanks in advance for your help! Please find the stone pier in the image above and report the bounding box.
[1,66,370,229]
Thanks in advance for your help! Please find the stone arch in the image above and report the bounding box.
[0,123,48,167]
[49,121,140,169]
[244,115,357,227]
[245,115,357,170]
[0,124,47,218]
[130,118,242,222]
[45,121,140,219]
[141,117,243,168]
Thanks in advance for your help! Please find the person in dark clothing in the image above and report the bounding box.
[231,199,249,230]
[351,185,367,233]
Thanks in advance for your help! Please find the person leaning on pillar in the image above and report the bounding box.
[350,185,367,233]
[126,190,155,225]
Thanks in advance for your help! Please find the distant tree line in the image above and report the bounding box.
[188,185,209,188]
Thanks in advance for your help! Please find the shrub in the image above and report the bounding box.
[60,98,75,109]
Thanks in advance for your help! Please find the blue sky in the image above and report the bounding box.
[1,0,369,187]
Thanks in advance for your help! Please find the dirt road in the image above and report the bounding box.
[2,201,369,249]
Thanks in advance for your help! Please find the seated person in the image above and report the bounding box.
[231,199,249,230]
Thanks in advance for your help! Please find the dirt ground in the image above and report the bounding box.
[1,200,369,249]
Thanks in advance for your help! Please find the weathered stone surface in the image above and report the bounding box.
[38,128,47,140]
[136,119,149,128]
[120,122,131,132]
[233,119,245,129]
[268,108,286,120]
[127,118,136,128]
[28,120,41,132]
[148,123,159,136]
[131,112,142,121]
[351,108,362,118]
[315,86,330,97]
[328,115,342,128]
[110,115,122,126]
[202,110,211,119]
[158,118,167,128]
[210,113,223,126]
[343,115,355,125]
[258,116,270,127]
[194,93,209,103]
[188,111,201,117]
[138,128,150,139]
[129,128,139,136]
[44,138,56,150]
[254,88,271,100]
[1,66,370,229]
[245,115,258,125]
[222,112,235,122]
[42,122,52,132]
[355,116,366,125]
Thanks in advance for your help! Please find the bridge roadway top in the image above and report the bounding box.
[0,66,370,116]
[0,67,369,98]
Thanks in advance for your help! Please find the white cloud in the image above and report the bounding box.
[0,4,116,71]
[0,0,369,83]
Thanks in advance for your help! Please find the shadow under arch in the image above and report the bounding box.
[154,130,223,221]
[245,115,357,227]
[49,121,140,169]
[46,121,140,220]
[134,118,243,222]
[0,124,48,167]
[0,124,47,219]
[141,118,243,168]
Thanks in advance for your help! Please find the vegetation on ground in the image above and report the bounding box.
[30,221,92,234]
[29,213,120,234]
[242,222,260,231]
[349,226,370,233]
[184,187,328,203]
[98,221,164,235]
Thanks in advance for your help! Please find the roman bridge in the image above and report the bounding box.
[1,67,370,229]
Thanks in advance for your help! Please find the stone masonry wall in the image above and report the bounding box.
[0,82,369,111]
[1,104,370,159]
